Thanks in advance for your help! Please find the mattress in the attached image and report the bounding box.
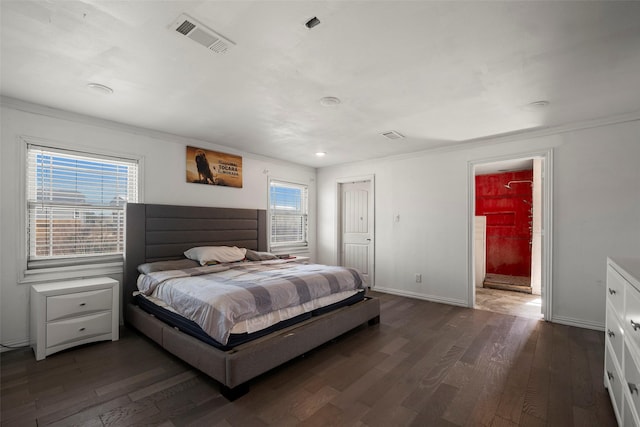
[134,290,366,350]
[135,260,367,347]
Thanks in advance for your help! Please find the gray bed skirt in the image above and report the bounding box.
[126,297,380,399]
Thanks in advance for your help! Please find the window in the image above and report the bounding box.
[26,144,138,269]
[269,180,308,250]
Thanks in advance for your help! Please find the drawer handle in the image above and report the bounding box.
[607,329,615,338]
[608,371,614,381]
[79,327,86,332]
[79,302,87,306]
[631,320,640,331]
[609,288,617,295]
[630,383,639,395]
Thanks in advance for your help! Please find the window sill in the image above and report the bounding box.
[20,262,123,285]
[270,247,310,257]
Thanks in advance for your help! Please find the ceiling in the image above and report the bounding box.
[2,1,640,168]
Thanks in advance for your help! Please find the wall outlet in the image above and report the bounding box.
[415,274,422,283]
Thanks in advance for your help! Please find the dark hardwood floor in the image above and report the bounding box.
[1,292,616,426]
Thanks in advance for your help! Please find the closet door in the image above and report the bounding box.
[340,181,374,285]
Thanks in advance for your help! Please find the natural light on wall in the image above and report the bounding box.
[26,145,138,269]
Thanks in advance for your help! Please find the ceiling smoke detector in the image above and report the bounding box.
[320,96,341,107]
[381,130,405,140]
[170,14,235,54]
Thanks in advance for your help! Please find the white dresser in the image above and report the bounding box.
[30,277,119,361]
[606,257,640,426]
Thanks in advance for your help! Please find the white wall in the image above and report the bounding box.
[0,99,316,348]
[2,98,638,349]
[317,119,640,329]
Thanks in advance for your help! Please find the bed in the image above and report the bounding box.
[123,202,380,400]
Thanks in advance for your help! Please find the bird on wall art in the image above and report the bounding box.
[195,149,218,185]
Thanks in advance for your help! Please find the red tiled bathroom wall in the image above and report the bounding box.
[475,170,533,277]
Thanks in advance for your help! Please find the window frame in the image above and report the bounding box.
[268,178,309,252]
[21,136,142,275]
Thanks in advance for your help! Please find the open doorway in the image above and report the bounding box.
[468,151,553,320]
[477,166,535,293]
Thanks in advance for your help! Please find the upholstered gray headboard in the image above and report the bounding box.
[123,203,267,307]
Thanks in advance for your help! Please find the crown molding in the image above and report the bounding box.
[0,96,315,172]
[320,109,640,170]
[4,95,638,172]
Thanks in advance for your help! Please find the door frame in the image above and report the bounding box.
[467,149,553,321]
[336,174,375,287]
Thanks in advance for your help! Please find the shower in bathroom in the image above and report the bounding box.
[475,170,535,293]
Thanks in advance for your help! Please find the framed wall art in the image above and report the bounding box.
[186,146,243,188]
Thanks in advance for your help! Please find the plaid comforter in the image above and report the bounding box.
[137,260,365,344]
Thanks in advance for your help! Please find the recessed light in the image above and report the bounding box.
[315,152,326,157]
[319,96,341,107]
[87,82,114,95]
[527,100,550,109]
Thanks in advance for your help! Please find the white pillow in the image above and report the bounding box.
[184,246,247,265]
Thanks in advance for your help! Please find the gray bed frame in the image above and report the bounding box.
[123,202,380,400]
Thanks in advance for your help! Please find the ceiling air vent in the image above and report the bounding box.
[381,130,405,140]
[170,14,235,54]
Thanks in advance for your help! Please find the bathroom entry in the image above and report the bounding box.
[475,168,535,293]
[470,153,551,320]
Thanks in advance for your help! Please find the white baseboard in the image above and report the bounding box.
[371,287,606,332]
[372,286,468,308]
[1,338,30,353]
[551,315,604,331]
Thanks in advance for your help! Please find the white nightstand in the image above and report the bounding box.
[30,277,119,361]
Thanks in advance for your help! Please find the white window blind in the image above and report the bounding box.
[26,145,138,268]
[269,180,308,249]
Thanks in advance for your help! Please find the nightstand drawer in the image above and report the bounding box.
[47,311,113,347]
[47,288,113,321]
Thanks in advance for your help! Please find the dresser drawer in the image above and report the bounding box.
[608,266,627,315]
[625,280,640,352]
[47,288,113,321]
[624,392,639,427]
[607,304,625,369]
[606,344,623,422]
[46,311,112,347]
[625,342,640,420]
